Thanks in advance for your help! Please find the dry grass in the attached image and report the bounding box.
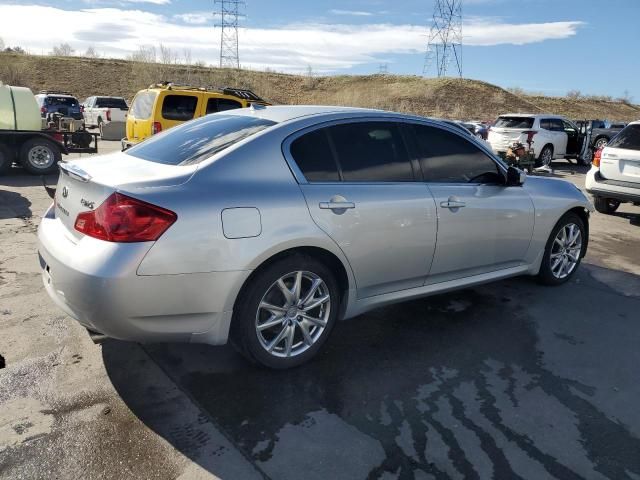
[1,53,638,122]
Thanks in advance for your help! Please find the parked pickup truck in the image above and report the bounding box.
[82,96,128,127]
[573,119,626,150]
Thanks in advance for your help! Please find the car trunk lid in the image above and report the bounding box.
[54,152,196,241]
[600,146,640,183]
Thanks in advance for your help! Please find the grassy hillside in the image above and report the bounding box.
[1,53,638,122]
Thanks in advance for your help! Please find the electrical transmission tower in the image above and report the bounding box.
[379,63,388,74]
[214,0,243,69]
[423,0,462,78]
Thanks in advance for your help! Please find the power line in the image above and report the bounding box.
[423,0,463,78]
[214,0,244,69]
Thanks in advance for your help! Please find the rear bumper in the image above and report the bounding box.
[585,168,640,203]
[37,208,250,345]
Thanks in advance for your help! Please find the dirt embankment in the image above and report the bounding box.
[1,53,638,122]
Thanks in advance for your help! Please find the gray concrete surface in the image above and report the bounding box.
[1,148,639,479]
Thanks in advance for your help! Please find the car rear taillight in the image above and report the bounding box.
[522,130,538,143]
[152,122,162,135]
[80,105,85,113]
[41,106,47,114]
[592,148,602,167]
[106,109,111,122]
[74,192,177,242]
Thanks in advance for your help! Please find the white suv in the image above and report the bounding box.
[488,114,590,166]
[586,121,640,213]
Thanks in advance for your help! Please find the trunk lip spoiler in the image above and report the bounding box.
[58,162,92,183]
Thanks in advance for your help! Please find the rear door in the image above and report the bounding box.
[204,97,243,115]
[550,119,568,155]
[286,120,438,299]
[159,92,201,131]
[409,123,534,282]
[600,124,640,183]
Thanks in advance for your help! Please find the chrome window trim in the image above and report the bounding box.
[281,115,508,186]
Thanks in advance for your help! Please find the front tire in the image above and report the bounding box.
[537,212,586,286]
[19,138,61,175]
[231,254,339,369]
[594,137,609,150]
[593,196,620,214]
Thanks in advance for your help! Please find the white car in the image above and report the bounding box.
[488,114,590,166]
[82,96,128,128]
[586,121,640,213]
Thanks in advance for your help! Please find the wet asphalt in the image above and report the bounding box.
[105,264,640,479]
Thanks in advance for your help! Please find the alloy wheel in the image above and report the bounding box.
[541,147,553,166]
[255,271,331,358]
[550,223,582,279]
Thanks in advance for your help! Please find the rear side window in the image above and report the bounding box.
[130,91,157,119]
[411,124,501,183]
[126,114,276,165]
[162,94,198,121]
[607,124,640,151]
[95,97,128,109]
[290,130,340,182]
[327,122,414,182]
[494,117,534,129]
[206,98,243,114]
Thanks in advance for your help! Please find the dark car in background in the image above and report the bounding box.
[574,119,626,150]
[35,91,84,121]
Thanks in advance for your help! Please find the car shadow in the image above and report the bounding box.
[0,189,32,220]
[613,210,640,227]
[103,267,640,479]
[0,166,58,188]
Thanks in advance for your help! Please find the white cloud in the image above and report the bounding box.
[329,9,374,16]
[173,12,213,25]
[124,0,171,4]
[0,5,584,73]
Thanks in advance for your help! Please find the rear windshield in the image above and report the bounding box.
[95,97,128,109]
[494,117,534,129]
[126,114,277,165]
[130,91,157,120]
[46,96,79,106]
[607,124,640,151]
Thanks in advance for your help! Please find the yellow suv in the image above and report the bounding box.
[122,83,269,149]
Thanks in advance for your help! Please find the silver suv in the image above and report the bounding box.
[38,106,592,369]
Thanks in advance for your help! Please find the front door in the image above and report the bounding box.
[286,121,438,298]
[407,122,535,283]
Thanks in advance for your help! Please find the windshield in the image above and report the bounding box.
[607,124,640,151]
[494,117,534,129]
[126,114,277,165]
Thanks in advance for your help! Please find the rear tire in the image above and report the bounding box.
[594,137,609,150]
[0,144,12,175]
[230,254,339,369]
[593,196,620,214]
[537,212,586,286]
[538,145,554,167]
[19,138,61,175]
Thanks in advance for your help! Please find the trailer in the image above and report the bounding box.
[0,83,98,175]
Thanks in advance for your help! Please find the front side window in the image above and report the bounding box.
[607,124,640,151]
[162,94,198,121]
[126,114,276,165]
[290,129,340,182]
[327,122,414,182]
[130,91,157,119]
[411,124,501,183]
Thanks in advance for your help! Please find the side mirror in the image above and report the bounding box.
[506,166,526,186]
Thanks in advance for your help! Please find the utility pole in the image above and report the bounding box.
[379,63,388,74]
[214,0,243,69]
[423,0,463,78]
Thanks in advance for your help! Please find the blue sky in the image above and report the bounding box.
[0,0,638,99]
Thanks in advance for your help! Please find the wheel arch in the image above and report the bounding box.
[233,245,353,320]
[593,135,610,146]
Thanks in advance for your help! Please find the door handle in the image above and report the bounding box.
[319,201,356,210]
[440,200,466,209]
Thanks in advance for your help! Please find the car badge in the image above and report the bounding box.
[62,186,69,198]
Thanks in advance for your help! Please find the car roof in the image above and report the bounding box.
[219,104,452,125]
[499,113,565,119]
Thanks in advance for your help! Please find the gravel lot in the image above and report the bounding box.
[1,142,639,479]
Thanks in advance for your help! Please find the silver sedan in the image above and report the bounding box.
[38,106,592,369]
